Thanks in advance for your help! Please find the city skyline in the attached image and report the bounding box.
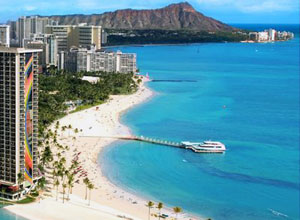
[0,0,299,24]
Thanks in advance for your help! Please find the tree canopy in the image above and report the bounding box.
[39,70,138,134]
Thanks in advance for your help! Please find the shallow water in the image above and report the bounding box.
[100,24,299,220]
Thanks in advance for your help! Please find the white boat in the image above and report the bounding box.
[181,141,226,153]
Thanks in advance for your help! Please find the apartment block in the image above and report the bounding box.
[17,16,57,47]
[60,47,137,73]
[0,47,40,200]
[25,34,58,67]
[0,25,10,47]
[46,24,102,52]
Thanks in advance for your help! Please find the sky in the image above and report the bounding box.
[0,0,299,24]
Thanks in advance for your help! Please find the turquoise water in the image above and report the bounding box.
[100,25,299,220]
[0,24,298,220]
[0,205,27,220]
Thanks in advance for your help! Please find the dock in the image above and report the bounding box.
[80,135,225,153]
[119,135,183,148]
[112,135,224,153]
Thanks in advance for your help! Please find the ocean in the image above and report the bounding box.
[100,24,300,220]
[0,24,299,220]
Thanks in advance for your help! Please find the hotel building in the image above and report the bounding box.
[0,25,10,47]
[60,47,137,73]
[17,16,58,47]
[46,24,102,52]
[25,34,59,67]
[0,47,40,200]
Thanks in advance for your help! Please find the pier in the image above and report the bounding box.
[80,135,225,153]
[119,135,183,148]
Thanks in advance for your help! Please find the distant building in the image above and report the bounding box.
[248,29,293,43]
[7,21,17,40]
[267,29,276,41]
[46,24,102,52]
[17,16,57,47]
[249,32,258,41]
[24,34,58,67]
[59,47,137,73]
[0,25,10,47]
[258,32,269,42]
[0,47,41,200]
[101,29,108,44]
[277,31,294,41]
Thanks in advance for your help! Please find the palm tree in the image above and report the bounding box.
[67,174,74,199]
[17,172,24,200]
[41,146,53,169]
[51,170,57,188]
[54,179,60,201]
[83,177,90,200]
[1,188,6,205]
[157,202,163,220]
[55,121,60,129]
[146,201,154,220]
[62,183,67,203]
[87,182,94,206]
[37,177,46,203]
[173,207,182,220]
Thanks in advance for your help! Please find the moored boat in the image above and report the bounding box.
[181,141,226,153]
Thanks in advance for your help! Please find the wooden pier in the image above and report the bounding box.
[81,135,225,153]
[119,135,183,148]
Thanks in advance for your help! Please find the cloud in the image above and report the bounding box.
[24,6,37,11]
[195,0,298,13]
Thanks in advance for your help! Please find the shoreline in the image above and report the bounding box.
[5,77,202,220]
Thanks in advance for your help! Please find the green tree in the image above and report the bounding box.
[1,188,6,205]
[146,201,155,220]
[54,179,60,201]
[157,202,163,220]
[83,178,90,200]
[87,182,94,206]
[62,184,67,203]
[173,207,182,220]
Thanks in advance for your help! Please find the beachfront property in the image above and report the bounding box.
[0,25,10,47]
[248,28,294,42]
[46,24,102,52]
[0,47,41,201]
[59,47,137,73]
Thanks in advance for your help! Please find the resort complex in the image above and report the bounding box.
[0,47,41,200]
[247,28,294,42]
[60,47,137,73]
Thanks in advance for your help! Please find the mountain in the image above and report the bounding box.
[50,2,235,32]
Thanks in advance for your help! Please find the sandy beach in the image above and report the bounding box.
[5,77,200,220]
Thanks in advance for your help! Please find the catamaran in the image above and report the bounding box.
[181,141,226,153]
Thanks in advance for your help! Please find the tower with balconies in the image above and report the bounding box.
[0,47,40,200]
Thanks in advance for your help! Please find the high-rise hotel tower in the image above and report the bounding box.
[0,47,40,200]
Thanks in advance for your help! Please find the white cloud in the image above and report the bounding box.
[195,0,297,12]
[24,6,37,11]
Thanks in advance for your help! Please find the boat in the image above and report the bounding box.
[181,141,226,153]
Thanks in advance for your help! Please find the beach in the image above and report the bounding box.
[5,77,198,220]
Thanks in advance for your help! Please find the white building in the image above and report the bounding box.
[0,25,10,47]
[258,32,269,42]
[17,16,57,47]
[267,29,276,41]
[60,47,137,73]
[24,34,58,67]
[46,24,102,52]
